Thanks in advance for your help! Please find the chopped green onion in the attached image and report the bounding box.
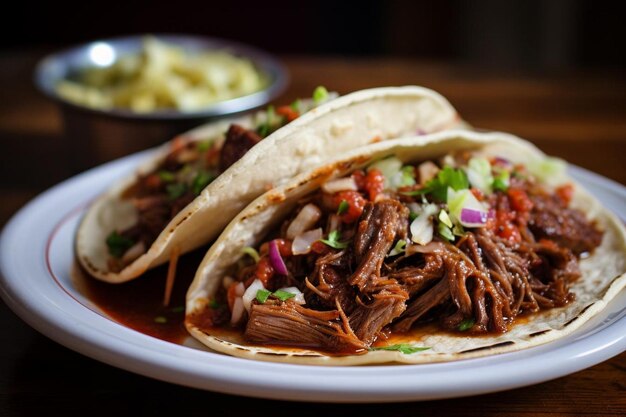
[166,183,187,200]
[387,239,407,257]
[415,166,469,202]
[458,318,475,331]
[438,222,454,241]
[313,86,329,104]
[106,231,135,258]
[169,306,185,313]
[320,230,349,249]
[242,247,260,263]
[196,141,211,152]
[272,290,296,302]
[191,171,214,195]
[438,209,453,228]
[337,200,349,215]
[256,289,271,304]
[399,166,417,187]
[154,316,167,324]
[370,344,430,354]
[158,170,176,182]
[492,170,510,192]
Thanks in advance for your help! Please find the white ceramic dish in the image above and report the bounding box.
[1,150,625,403]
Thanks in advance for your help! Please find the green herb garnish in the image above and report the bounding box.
[492,170,510,192]
[458,318,475,331]
[106,231,135,258]
[370,344,431,354]
[256,289,271,304]
[273,290,296,302]
[399,166,416,187]
[404,166,469,202]
[242,246,260,263]
[337,200,349,215]
[409,211,418,222]
[166,183,187,200]
[290,99,302,112]
[191,171,214,195]
[313,86,329,104]
[320,230,349,249]
[158,170,176,182]
[154,316,167,324]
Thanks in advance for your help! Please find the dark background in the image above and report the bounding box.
[3,0,625,71]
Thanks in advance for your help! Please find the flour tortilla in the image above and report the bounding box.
[185,130,626,365]
[76,86,463,283]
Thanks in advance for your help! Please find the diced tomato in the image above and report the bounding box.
[352,170,366,190]
[330,190,366,223]
[254,256,274,287]
[364,168,385,201]
[143,174,162,189]
[311,241,330,255]
[556,183,574,205]
[273,239,293,257]
[276,105,299,122]
[507,188,533,213]
[492,208,521,243]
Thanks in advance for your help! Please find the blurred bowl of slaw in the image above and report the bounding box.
[34,34,288,170]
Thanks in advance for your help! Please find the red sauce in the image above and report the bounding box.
[72,249,206,344]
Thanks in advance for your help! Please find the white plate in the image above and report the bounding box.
[1,151,625,403]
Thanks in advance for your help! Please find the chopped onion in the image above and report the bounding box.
[369,157,402,189]
[276,287,306,305]
[242,279,265,312]
[460,208,488,228]
[292,228,323,255]
[230,297,245,325]
[286,203,321,239]
[269,240,289,275]
[328,214,341,233]
[465,157,493,194]
[410,204,438,245]
[418,161,439,185]
[321,177,358,194]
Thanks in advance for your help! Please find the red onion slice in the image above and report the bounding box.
[460,208,488,228]
[269,240,289,275]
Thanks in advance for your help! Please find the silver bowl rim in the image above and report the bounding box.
[34,33,289,120]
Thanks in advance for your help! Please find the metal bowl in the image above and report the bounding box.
[34,34,288,170]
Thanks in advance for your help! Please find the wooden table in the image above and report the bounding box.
[1,50,625,416]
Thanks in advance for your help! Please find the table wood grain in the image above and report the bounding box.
[0,50,625,416]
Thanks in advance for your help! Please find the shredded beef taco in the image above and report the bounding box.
[185,131,626,365]
[76,86,462,283]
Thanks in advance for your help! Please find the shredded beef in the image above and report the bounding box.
[219,124,262,173]
[528,193,602,254]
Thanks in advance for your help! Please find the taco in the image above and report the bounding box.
[76,86,462,284]
[185,130,626,365]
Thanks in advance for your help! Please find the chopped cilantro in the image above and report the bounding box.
[405,166,469,202]
[313,86,329,104]
[166,183,187,200]
[106,231,135,258]
[256,289,271,304]
[154,316,167,324]
[191,171,214,195]
[492,170,510,192]
[337,200,349,215]
[273,290,296,302]
[320,230,349,249]
[242,246,260,263]
[158,170,176,182]
[458,318,475,331]
[370,344,430,354]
